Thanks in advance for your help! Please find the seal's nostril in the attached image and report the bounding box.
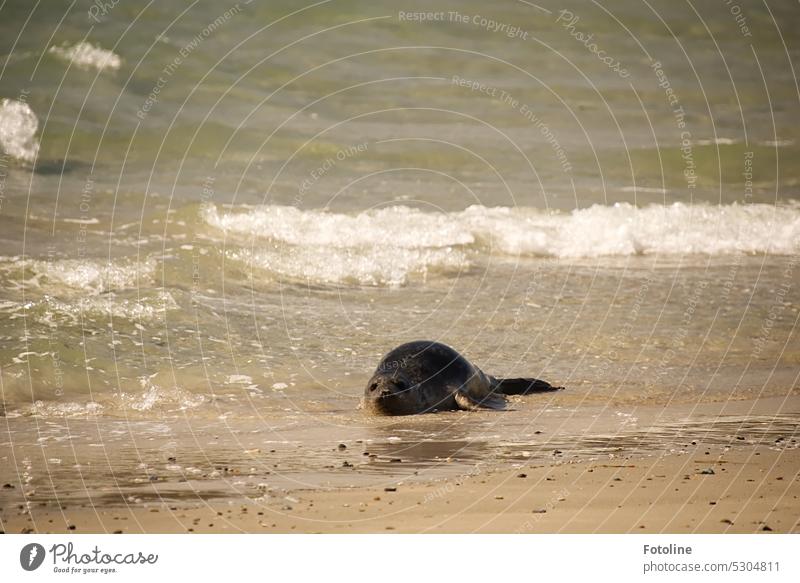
[369,383,379,392]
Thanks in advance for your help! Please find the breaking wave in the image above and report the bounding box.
[10,376,206,418]
[48,41,121,71]
[26,257,157,295]
[0,98,40,162]
[205,202,800,285]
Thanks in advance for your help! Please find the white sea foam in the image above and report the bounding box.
[459,203,800,257]
[0,290,178,328]
[118,377,206,412]
[761,139,794,147]
[0,98,40,162]
[206,204,471,285]
[1,257,173,324]
[48,41,121,71]
[26,401,105,418]
[206,202,800,285]
[19,379,203,417]
[30,257,157,294]
[205,205,474,249]
[44,290,179,323]
[696,137,737,146]
[621,186,668,194]
[229,245,466,286]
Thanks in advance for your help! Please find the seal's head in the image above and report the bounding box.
[362,368,420,416]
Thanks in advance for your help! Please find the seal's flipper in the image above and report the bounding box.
[454,387,507,411]
[494,377,564,395]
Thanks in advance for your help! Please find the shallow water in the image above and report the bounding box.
[1,1,799,493]
[1,397,797,508]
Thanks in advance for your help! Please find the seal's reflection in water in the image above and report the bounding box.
[362,417,491,477]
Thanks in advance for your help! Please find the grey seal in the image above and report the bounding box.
[363,340,563,415]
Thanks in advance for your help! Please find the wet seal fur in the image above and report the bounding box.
[363,340,564,415]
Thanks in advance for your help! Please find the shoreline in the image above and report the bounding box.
[2,430,797,534]
[2,394,798,534]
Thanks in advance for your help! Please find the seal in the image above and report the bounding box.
[363,340,563,415]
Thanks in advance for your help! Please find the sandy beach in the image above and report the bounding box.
[3,440,796,534]
[3,396,798,534]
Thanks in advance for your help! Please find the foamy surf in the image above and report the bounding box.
[206,202,800,285]
[27,257,158,295]
[462,202,800,257]
[1,290,179,328]
[204,205,475,249]
[48,41,121,71]
[10,379,205,419]
[0,98,40,162]
[228,245,467,287]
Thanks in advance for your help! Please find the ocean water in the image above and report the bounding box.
[1,1,798,500]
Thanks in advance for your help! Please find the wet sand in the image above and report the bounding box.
[2,396,798,534]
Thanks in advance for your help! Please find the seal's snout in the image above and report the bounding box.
[367,381,390,397]
[367,376,406,397]
[364,373,415,415]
